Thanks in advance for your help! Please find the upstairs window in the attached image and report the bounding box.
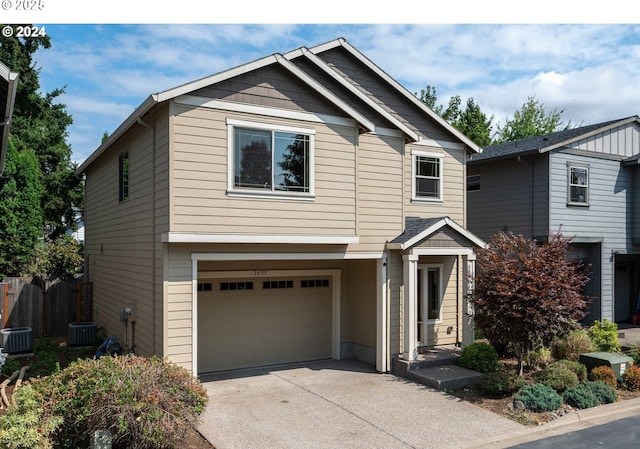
[228,119,314,198]
[119,152,129,202]
[568,164,588,205]
[413,151,443,201]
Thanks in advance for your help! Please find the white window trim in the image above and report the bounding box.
[567,162,589,206]
[226,118,316,200]
[411,149,444,203]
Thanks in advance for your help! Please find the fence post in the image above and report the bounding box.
[1,283,8,328]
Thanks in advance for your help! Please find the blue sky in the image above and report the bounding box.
[4,4,640,164]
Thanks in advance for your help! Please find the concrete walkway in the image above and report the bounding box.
[198,359,523,449]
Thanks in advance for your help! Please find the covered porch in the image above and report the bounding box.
[387,217,486,363]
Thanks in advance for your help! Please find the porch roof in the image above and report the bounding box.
[387,216,486,251]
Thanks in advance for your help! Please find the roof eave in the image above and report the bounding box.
[391,217,487,251]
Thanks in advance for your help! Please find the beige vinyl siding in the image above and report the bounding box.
[388,251,404,357]
[169,103,357,236]
[85,109,169,358]
[191,65,346,117]
[353,133,404,253]
[420,256,459,346]
[347,259,377,350]
[404,145,466,222]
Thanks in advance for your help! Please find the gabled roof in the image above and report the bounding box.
[0,61,19,176]
[309,38,481,154]
[469,116,640,163]
[387,216,486,250]
[77,37,480,175]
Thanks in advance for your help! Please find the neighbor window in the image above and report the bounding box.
[118,152,129,202]
[228,119,314,197]
[413,151,443,201]
[568,164,588,205]
[466,174,481,192]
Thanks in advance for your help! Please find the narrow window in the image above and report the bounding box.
[568,165,588,205]
[119,152,129,202]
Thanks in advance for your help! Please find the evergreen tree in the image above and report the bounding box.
[0,141,43,277]
[0,24,83,239]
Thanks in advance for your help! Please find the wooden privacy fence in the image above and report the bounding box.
[0,277,93,338]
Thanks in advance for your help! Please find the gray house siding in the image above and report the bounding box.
[467,155,549,242]
[549,150,639,322]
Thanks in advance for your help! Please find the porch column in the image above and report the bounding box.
[462,254,476,346]
[376,253,388,372]
[402,253,419,361]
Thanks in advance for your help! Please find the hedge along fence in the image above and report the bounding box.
[0,277,93,337]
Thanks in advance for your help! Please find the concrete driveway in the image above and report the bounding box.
[198,359,523,449]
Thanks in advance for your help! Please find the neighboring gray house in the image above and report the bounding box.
[467,116,640,325]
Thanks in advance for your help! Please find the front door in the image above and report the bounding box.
[417,265,442,346]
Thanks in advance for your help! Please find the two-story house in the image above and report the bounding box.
[468,116,640,326]
[76,38,485,375]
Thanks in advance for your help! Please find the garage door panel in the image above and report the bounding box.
[198,275,333,372]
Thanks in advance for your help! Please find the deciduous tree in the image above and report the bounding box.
[471,231,589,375]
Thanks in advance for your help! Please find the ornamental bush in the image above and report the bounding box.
[550,360,588,382]
[622,364,640,391]
[30,355,208,449]
[514,383,563,412]
[459,341,500,373]
[588,319,621,352]
[480,370,527,397]
[533,364,579,393]
[588,365,618,389]
[588,380,618,404]
[550,329,593,362]
[564,381,617,409]
[0,385,62,449]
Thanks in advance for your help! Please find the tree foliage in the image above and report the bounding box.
[0,24,83,239]
[493,95,572,144]
[0,141,43,278]
[417,85,493,147]
[471,231,589,375]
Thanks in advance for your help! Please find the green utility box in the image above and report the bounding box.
[579,352,634,381]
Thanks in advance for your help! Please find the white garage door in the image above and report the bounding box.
[198,275,333,373]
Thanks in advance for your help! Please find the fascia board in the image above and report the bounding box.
[274,54,375,133]
[288,48,420,142]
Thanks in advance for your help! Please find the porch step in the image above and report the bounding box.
[392,345,462,377]
[405,365,487,391]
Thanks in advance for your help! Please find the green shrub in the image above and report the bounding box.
[459,342,500,373]
[588,365,618,389]
[528,345,553,369]
[514,383,563,412]
[551,329,593,361]
[550,360,588,382]
[480,370,527,397]
[622,364,640,391]
[533,364,579,392]
[588,319,621,352]
[564,381,617,409]
[588,380,618,404]
[0,385,62,449]
[30,355,208,449]
[563,383,600,409]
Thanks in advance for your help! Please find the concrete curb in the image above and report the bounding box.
[458,397,640,448]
